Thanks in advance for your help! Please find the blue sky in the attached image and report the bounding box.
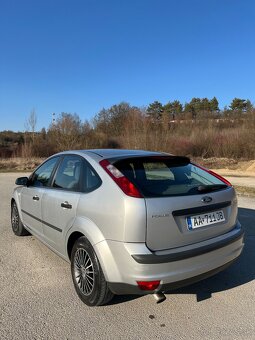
[0,0,254,132]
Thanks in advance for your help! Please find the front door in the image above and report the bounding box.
[20,156,61,237]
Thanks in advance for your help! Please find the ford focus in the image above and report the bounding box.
[11,149,244,306]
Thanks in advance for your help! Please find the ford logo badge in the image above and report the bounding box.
[201,196,213,203]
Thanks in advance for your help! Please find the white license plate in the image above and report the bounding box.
[187,210,225,230]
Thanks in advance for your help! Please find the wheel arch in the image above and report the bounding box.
[67,231,84,260]
[66,218,121,282]
[11,194,23,224]
[66,216,105,260]
[11,187,22,212]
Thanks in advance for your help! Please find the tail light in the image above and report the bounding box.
[195,164,232,186]
[99,159,143,198]
[137,280,160,291]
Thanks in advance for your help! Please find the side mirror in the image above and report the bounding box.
[15,177,29,186]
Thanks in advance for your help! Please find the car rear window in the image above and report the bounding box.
[113,157,227,197]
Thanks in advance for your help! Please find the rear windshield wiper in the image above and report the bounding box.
[197,184,228,193]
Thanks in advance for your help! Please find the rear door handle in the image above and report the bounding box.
[61,201,72,209]
[33,195,39,201]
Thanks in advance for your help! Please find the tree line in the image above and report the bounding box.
[0,96,254,159]
[146,97,253,121]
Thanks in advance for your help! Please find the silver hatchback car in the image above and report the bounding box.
[11,149,244,306]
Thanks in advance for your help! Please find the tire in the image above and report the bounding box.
[11,201,30,236]
[71,236,114,307]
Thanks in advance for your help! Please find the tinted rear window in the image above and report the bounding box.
[114,157,227,197]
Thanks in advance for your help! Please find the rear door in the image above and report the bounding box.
[143,162,237,251]
[145,193,236,251]
[114,157,237,252]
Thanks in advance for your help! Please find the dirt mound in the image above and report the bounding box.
[193,158,255,177]
[246,161,255,172]
[194,157,238,169]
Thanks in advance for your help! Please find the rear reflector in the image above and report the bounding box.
[194,164,232,186]
[137,280,160,291]
[99,159,143,198]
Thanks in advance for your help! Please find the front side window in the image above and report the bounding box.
[30,157,60,187]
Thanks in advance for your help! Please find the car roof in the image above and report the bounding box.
[85,149,165,157]
[60,149,169,162]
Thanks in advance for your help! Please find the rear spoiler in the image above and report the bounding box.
[108,155,190,167]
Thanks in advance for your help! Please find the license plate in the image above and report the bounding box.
[187,210,225,230]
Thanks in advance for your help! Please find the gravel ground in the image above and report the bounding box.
[0,173,255,340]
[225,176,255,188]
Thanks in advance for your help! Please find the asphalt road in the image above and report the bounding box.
[0,173,255,340]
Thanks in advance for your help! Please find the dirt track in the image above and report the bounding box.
[225,176,255,188]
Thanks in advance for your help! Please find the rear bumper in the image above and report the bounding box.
[94,222,244,295]
[132,224,244,264]
[108,259,235,295]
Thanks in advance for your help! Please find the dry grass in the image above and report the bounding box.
[192,157,239,169]
[234,185,255,197]
[1,114,255,173]
[0,157,44,172]
[116,116,255,160]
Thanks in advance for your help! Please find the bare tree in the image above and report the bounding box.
[26,108,37,142]
[48,112,82,151]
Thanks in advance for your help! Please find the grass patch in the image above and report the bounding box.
[0,157,44,172]
[234,185,255,197]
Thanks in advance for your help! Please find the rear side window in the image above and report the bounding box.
[53,155,83,191]
[53,155,102,192]
[114,157,227,197]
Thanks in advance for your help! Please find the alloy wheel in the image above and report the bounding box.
[73,248,95,296]
[11,204,19,232]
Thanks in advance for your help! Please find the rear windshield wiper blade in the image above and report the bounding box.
[197,184,228,193]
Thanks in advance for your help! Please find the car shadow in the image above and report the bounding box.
[110,207,255,305]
